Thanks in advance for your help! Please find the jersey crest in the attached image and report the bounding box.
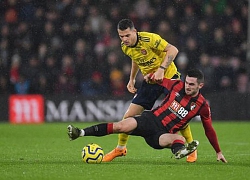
[141,49,147,55]
[190,102,196,110]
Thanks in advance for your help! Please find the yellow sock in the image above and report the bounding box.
[180,124,193,143]
[117,116,130,147]
[118,133,129,147]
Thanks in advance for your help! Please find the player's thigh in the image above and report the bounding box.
[144,132,165,149]
[114,117,138,133]
[123,103,144,118]
[130,112,157,136]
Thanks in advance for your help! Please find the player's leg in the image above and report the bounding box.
[179,124,197,162]
[180,124,193,143]
[103,103,144,162]
[158,133,186,150]
[127,114,196,159]
[103,82,163,162]
[67,117,138,140]
[118,103,144,148]
[159,133,199,159]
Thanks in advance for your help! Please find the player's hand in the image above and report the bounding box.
[144,74,153,83]
[151,68,164,83]
[127,79,137,93]
[216,152,227,163]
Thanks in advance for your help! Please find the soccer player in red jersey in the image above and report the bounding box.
[68,69,227,163]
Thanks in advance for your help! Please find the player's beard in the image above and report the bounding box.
[185,88,198,96]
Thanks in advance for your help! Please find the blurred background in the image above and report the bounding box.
[0,0,249,122]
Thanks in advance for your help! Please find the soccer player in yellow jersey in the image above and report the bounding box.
[103,19,197,162]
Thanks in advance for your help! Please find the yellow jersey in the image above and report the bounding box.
[121,32,177,78]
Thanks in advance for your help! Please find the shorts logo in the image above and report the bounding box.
[141,49,147,55]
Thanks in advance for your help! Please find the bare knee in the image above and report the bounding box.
[113,118,137,133]
[113,121,131,133]
[174,135,186,144]
[113,122,124,132]
[179,136,186,143]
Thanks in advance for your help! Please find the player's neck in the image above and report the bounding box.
[130,33,138,47]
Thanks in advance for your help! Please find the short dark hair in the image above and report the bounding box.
[117,19,135,30]
[186,69,204,84]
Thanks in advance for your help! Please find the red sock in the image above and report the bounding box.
[173,140,185,145]
[107,123,113,134]
[171,140,185,154]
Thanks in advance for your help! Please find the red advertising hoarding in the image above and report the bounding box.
[9,95,44,124]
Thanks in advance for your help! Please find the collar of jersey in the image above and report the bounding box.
[130,33,139,48]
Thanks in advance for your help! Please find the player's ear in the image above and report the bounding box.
[198,82,204,89]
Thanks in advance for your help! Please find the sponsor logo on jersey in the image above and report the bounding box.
[169,100,188,119]
[154,39,161,48]
[138,57,156,66]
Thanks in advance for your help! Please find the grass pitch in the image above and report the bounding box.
[0,121,250,180]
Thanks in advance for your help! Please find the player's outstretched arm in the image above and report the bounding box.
[152,44,178,83]
[127,61,139,93]
[127,79,137,93]
[216,152,227,163]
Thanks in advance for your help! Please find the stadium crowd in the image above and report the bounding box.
[0,0,249,96]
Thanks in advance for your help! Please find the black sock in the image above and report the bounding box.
[83,123,113,136]
[171,140,185,154]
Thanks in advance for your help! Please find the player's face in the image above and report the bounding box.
[118,28,137,47]
[184,76,204,97]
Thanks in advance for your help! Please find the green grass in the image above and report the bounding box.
[0,121,250,180]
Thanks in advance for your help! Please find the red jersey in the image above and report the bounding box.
[152,78,221,153]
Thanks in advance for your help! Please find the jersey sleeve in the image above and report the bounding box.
[150,33,168,51]
[159,78,178,91]
[200,102,221,153]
